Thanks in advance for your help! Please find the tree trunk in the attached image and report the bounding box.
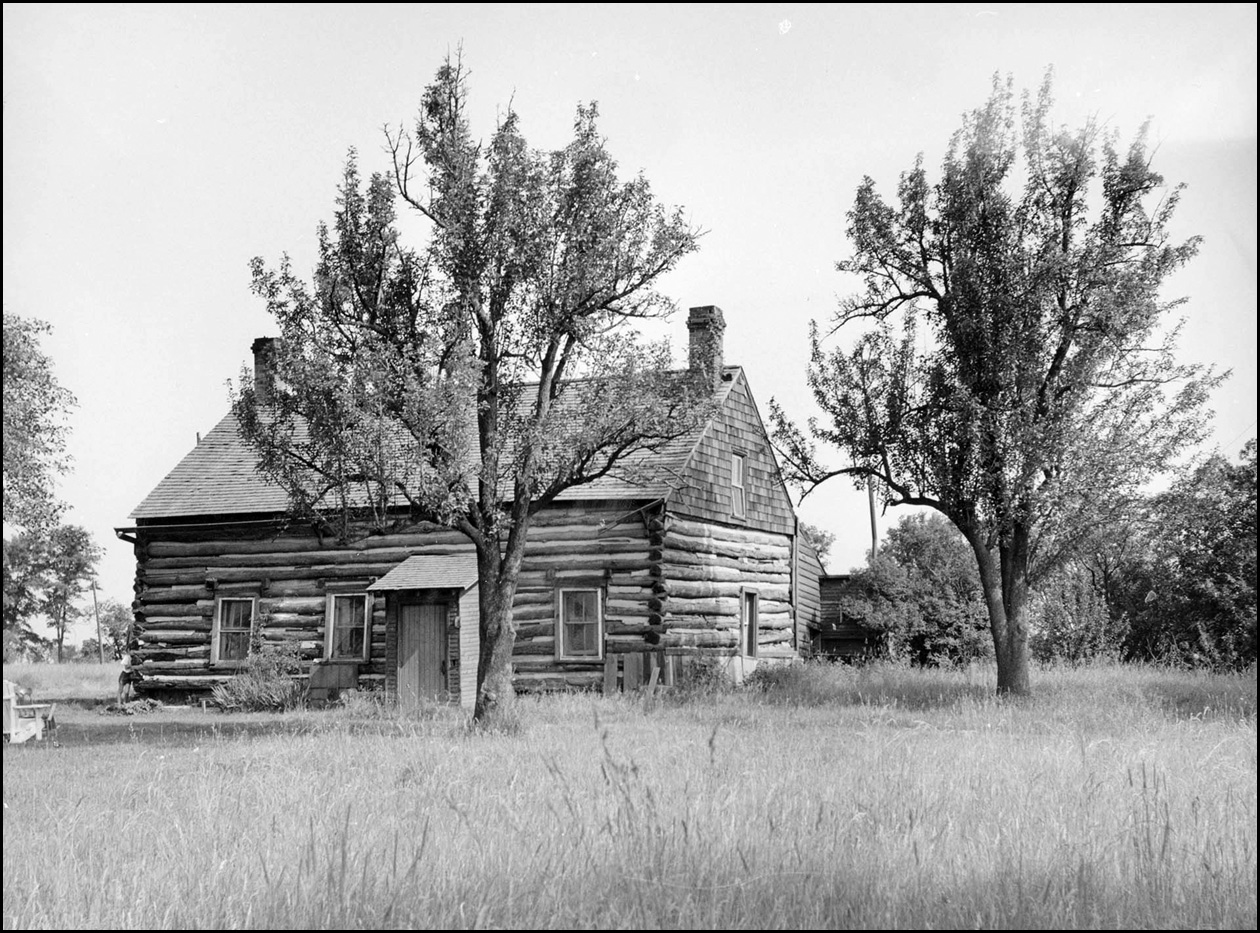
[473,583,517,727]
[472,530,529,728]
[966,530,1032,696]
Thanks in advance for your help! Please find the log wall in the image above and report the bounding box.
[130,499,808,700]
[508,503,656,693]
[131,522,471,697]
[657,515,797,661]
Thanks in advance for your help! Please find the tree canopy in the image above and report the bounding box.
[2,314,76,532]
[236,55,703,723]
[772,72,1220,694]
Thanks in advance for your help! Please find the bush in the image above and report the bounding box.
[210,639,306,712]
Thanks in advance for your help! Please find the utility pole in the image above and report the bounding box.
[91,578,104,664]
[867,475,879,560]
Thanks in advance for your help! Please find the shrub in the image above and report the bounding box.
[210,638,306,712]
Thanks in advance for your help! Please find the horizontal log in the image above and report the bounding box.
[131,646,210,661]
[523,523,645,543]
[664,529,790,559]
[141,603,211,618]
[134,674,237,688]
[514,622,554,640]
[756,629,793,645]
[260,597,327,613]
[138,584,208,603]
[666,517,791,548]
[664,596,738,616]
[669,581,790,601]
[663,613,735,629]
[520,555,651,572]
[138,631,209,645]
[146,529,469,558]
[662,565,791,585]
[605,620,652,636]
[662,549,788,572]
[138,617,212,632]
[661,631,738,648]
[515,538,647,556]
[150,545,471,571]
[514,671,604,691]
[136,659,211,670]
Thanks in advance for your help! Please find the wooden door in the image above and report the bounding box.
[398,601,447,707]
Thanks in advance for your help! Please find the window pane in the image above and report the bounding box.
[743,593,757,656]
[334,625,364,659]
[222,600,253,630]
[221,631,250,661]
[331,595,366,659]
[563,591,597,623]
[565,622,596,655]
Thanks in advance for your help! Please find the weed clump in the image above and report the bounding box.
[211,639,306,712]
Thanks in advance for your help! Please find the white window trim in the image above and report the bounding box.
[740,588,759,659]
[732,452,747,519]
[211,595,257,667]
[556,587,604,661]
[324,592,373,662]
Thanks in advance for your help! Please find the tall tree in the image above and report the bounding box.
[2,532,52,656]
[236,55,702,725]
[772,73,1220,694]
[2,315,77,532]
[42,524,101,663]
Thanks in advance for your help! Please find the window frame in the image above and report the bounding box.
[324,592,373,662]
[211,595,257,667]
[731,451,748,519]
[740,588,759,658]
[555,587,605,661]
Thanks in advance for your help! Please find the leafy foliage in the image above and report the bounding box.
[211,637,306,712]
[772,71,1217,693]
[2,315,76,532]
[1109,441,1257,667]
[94,598,134,661]
[236,54,703,723]
[843,514,990,665]
[1029,562,1123,664]
[798,522,836,565]
[41,525,102,663]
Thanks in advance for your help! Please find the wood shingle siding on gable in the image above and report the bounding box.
[668,371,796,536]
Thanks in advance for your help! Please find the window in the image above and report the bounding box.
[741,590,759,658]
[212,597,255,665]
[557,588,603,660]
[732,452,747,519]
[325,593,371,661]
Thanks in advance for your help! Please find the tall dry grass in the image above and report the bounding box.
[2,661,1255,929]
[3,660,121,703]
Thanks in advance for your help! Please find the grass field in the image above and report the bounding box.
[3,661,1255,929]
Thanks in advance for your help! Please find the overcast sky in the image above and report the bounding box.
[4,4,1256,643]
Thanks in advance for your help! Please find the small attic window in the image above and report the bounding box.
[732,452,747,519]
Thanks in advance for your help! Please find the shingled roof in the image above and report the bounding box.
[128,368,741,521]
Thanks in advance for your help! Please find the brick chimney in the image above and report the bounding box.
[251,337,279,404]
[687,305,726,392]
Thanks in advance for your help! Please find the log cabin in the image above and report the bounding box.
[117,306,826,708]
